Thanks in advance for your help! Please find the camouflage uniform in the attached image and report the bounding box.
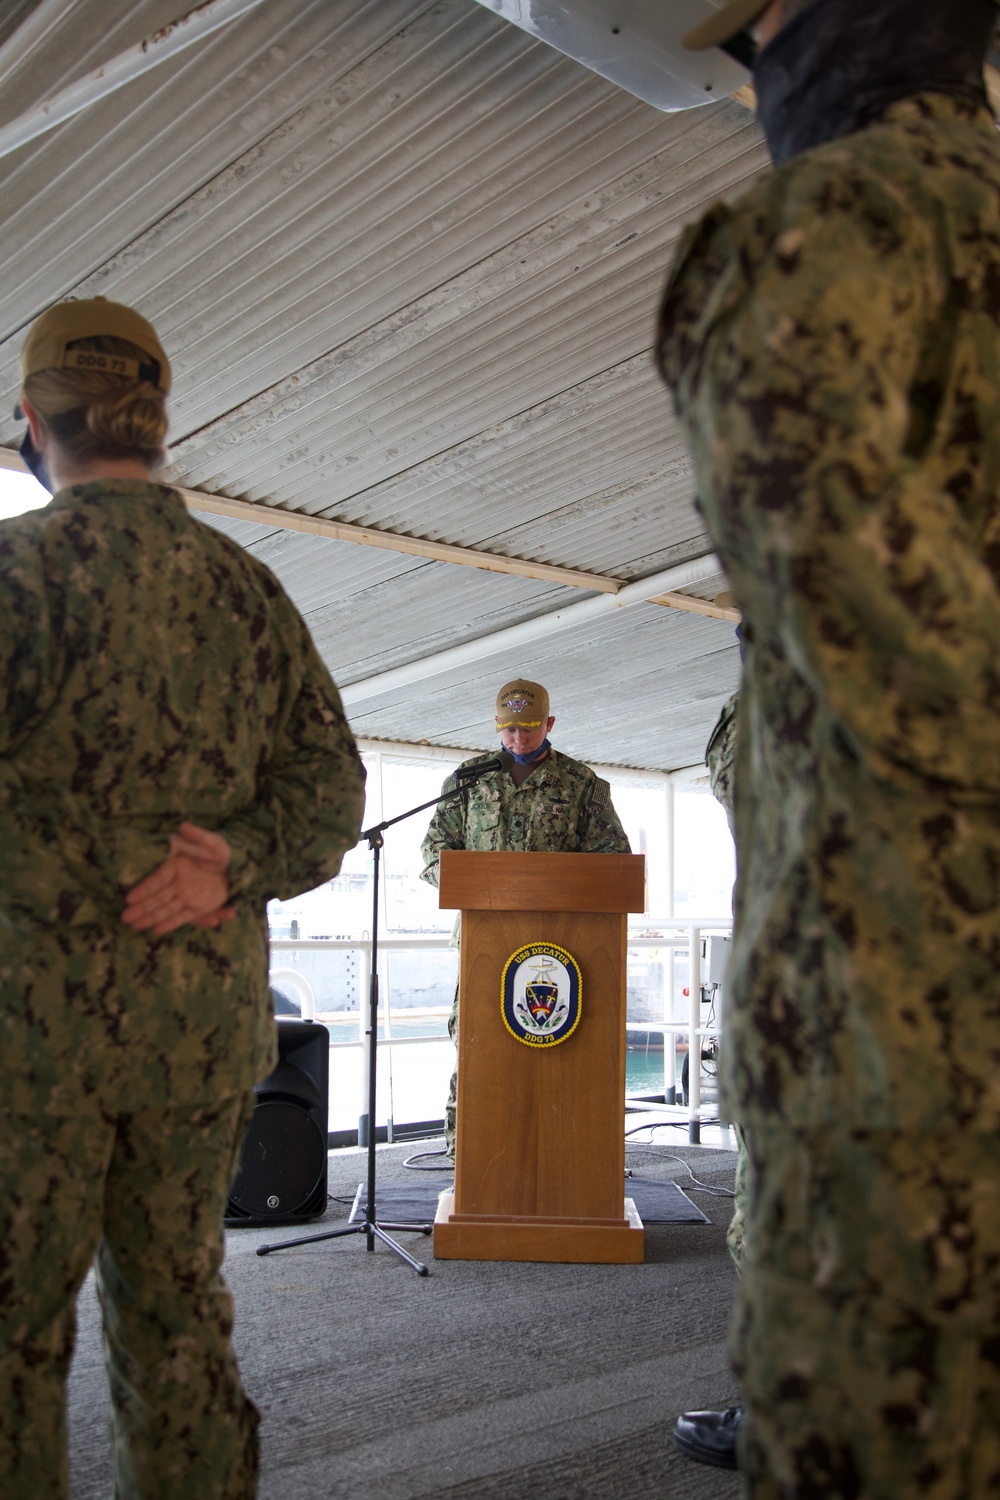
[705,692,748,1270]
[0,480,365,1500]
[705,692,739,838]
[657,93,1000,1496]
[420,748,630,1155]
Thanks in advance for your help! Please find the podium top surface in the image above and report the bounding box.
[438,851,645,913]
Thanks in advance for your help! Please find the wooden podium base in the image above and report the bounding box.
[433,1192,644,1264]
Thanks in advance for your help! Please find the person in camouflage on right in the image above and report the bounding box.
[703,690,749,1276]
[673,688,748,1473]
[705,692,738,841]
[657,0,1000,1494]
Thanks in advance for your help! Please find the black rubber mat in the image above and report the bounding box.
[348,1175,709,1225]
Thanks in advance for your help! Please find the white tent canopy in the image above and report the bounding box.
[0,0,764,769]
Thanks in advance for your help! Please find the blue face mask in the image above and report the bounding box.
[19,426,53,495]
[508,737,551,765]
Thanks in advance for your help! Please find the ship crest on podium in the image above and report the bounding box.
[501,942,581,1048]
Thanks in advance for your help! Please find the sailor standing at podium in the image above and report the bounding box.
[420,679,631,1158]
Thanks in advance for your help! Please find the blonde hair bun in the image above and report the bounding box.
[22,334,168,467]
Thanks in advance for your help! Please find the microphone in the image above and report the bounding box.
[454,748,515,783]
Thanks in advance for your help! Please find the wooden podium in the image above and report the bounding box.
[433,850,646,1264]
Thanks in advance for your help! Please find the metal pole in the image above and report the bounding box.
[0,0,77,82]
[382,949,394,1146]
[688,925,701,1144]
[662,783,677,1103]
[340,554,722,709]
[356,940,371,1133]
[0,0,268,163]
[664,781,675,920]
[365,836,381,1251]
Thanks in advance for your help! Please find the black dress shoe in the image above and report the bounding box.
[673,1406,741,1470]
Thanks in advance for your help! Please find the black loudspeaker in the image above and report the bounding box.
[226,1018,329,1226]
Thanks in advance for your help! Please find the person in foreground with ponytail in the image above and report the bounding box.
[0,298,365,1499]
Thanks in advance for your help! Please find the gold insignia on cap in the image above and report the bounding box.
[495,679,550,730]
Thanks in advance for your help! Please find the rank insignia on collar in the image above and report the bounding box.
[500,942,582,1048]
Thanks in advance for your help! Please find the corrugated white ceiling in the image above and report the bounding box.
[0,0,764,770]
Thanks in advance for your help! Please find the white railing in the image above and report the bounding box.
[270,934,452,1040]
[629,919,733,1143]
[269,918,732,1142]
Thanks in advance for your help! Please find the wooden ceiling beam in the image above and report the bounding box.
[1,444,733,620]
[172,483,622,595]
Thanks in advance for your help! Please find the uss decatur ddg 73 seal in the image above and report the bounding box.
[500,942,582,1048]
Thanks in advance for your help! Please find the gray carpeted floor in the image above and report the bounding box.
[67,1138,744,1499]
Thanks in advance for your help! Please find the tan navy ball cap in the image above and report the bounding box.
[19,296,171,395]
[682,0,773,49]
[495,680,550,731]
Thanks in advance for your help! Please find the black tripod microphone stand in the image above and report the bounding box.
[256,764,501,1275]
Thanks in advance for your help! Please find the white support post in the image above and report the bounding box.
[665,781,675,920]
[357,942,372,1146]
[688,925,701,1144]
[381,947,393,1145]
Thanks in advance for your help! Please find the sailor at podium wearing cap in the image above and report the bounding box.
[420,680,630,1159]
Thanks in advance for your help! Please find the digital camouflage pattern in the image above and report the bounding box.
[419,748,629,882]
[725,1123,749,1270]
[0,479,366,1498]
[421,748,630,1154]
[4,1094,258,1500]
[705,693,745,1266]
[734,1124,1000,1499]
[658,94,1000,1136]
[658,92,1000,1497]
[0,480,365,933]
[705,691,739,837]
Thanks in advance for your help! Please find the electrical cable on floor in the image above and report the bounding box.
[624,1122,736,1198]
[397,1128,735,1201]
[402,1147,453,1170]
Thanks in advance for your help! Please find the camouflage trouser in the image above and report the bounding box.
[445,978,459,1161]
[0,1092,259,1500]
[725,1122,749,1270]
[0,909,275,1500]
[733,1123,1000,1498]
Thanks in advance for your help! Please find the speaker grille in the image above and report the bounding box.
[228,1098,326,1218]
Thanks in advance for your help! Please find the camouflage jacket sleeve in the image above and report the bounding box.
[576,773,631,853]
[0,531,57,866]
[419,766,468,888]
[0,490,366,920]
[657,136,1000,799]
[216,607,366,903]
[705,691,739,834]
